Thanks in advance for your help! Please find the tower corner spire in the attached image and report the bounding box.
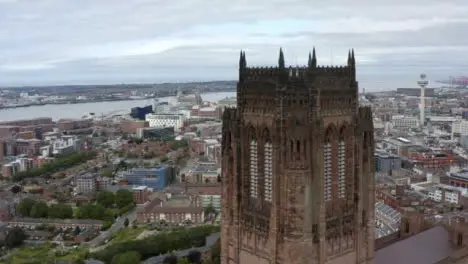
[278,48,285,69]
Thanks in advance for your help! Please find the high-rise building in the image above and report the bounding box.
[221,48,375,264]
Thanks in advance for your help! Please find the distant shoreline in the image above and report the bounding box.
[0,98,155,110]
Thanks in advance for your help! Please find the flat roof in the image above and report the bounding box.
[397,137,411,143]
[449,172,468,180]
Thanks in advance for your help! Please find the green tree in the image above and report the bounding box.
[124,218,129,227]
[210,243,221,264]
[118,160,128,170]
[111,251,141,264]
[76,204,106,220]
[89,225,220,263]
[11,185,22,194]
[97,191,115,207]
[115,189,133,208]
[160,156,169,163]
[17,198,35,217]
[170,140,188,150]
[12,151,97,182]
[204,203,216,216]
[48,204,73,219]
[29,201,49,218]
[118,203,135,216]
[163,255,178,264]
[178,258,190,264]
[5,227,27,248]
[101,168,114,178]
[73,226,81,236]
[187,250,202,264]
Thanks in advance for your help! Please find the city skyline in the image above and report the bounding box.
[1,0,467,89]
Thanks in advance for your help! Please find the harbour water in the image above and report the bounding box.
[0,92,235,122]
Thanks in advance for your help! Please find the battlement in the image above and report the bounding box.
[243,65,351,79]
[245,67,279,77]
[315,65,350,72]
[239,48,355,83]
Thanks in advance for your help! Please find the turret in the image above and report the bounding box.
[309,47,317,68]
[278,48,285,69]
[349,49,356,81]
[308,52,312,67]
[239,50,246,81]
[347,50,352,66]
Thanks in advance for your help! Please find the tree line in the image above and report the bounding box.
[77,189,135,229]
[123,249,214,264]
[16,189,134,226]
[97,189,134,211]
[17,198,73,219]
[13,151,97,182]
[91,225,220,263]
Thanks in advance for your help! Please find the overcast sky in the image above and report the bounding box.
[0,0,467,90]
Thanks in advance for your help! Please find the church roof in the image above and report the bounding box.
[375,225,456,264]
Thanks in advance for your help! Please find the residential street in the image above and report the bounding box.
[86,205,138,248]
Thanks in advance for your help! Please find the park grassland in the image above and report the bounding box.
[2,225,219,264]
[91,225,220,263]
[3,243,89,264]
[111,226,147,243]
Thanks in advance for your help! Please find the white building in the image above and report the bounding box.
[153,102,171,114]
[452,120,468,137]
[199,193,221,211]
[42,135,80,156]
[2,158,34,175]
[391,115,419,129]
[426,184,467,204]
[145,113,185,131]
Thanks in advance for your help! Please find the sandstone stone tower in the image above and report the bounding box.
[221,48,375,264]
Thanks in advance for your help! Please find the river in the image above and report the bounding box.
[0,92,235,122]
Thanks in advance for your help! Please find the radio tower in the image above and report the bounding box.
[417,73,429,128]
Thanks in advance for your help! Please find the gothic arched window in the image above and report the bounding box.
[249,128,258,198]
[338,126,347,199]
[264,138,273,202]
[324,126,334,202]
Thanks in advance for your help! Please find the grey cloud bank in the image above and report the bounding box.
[0,0,466,90]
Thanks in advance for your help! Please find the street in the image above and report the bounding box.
[86,205,138,248]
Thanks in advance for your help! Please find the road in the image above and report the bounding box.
[86,206,139,247]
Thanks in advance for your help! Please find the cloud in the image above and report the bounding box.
[0,0,467,89]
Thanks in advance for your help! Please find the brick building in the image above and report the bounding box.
[120,120,149,134]
[448,170,468,188]
[410,151,457,169]
[136,196,204,225]
[58,119,92,131]
[15,139,41,156]
[190,106,222,119]
[132,186,152,204]
[0,117,52,127]
[0,126,20,137]
[220,49,375,264]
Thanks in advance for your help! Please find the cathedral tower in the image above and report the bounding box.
[221,48,375,264]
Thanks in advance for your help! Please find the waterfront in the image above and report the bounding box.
[0,92,235,121]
